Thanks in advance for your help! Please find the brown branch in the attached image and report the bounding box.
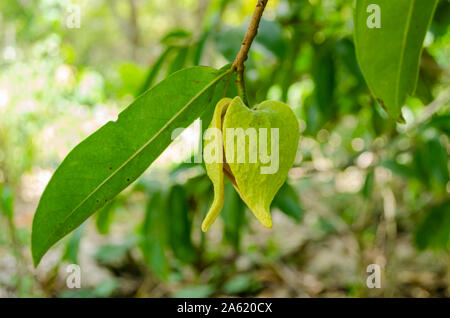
[232,0,268,71]
[232,0,269,105]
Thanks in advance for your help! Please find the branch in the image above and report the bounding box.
[232,0,269,105]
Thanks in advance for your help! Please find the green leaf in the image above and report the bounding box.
[166,184,197,263]
[422,114,450,136]
[256,19,287,59]
[415,50,442,105]
[117,62,146,97]
[215,26,244,62]
[94,236,137,265]
[32,66,231,266]
[160,29,192,46]
[140,191,169,280]
[272,182,303,222]
[193,30,211,65]
[221,182,246,250]
[430,0,450,36]
[136,47,174,96]
[380,159,417,179]
[166,46,190,76]
[223,274,261,295]
[95,199,117,235]
[413,137,449,188]
[0,184,14,221]
[354,0,439,121]
[173,285,214,298]
[313,44,335,120]
[414,201,450,251]
[335,38,364,83]
[305,102,323,136]
[62,223,85,264]
[361,169,375,199]
[415,72,434,105]
[215,19,286,62]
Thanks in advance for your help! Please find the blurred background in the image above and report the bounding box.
[0,0,449,298]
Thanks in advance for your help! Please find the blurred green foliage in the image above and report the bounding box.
[0,0,449,298]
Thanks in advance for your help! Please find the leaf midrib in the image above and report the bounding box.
[37,68,231,258]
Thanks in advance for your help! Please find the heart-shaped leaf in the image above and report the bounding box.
[223,97,300,228]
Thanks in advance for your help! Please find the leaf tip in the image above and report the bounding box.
[266,216,273,228]
[253,208,273,229]
[31,243,43,268]
[262,219,273,229]
[201,223,209,232]
[31,222,47,267]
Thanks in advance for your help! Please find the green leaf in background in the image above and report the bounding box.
[335,38,364,83]
[0,184,14,221]
[95,200,117,235]
[305,102,323,136]
[371,102,396,136]
[414,73,434,105]
[32,66,231,266]
[431,0,450,36]
[160,29,192,46]
[193,30,211,66]
[361,169,375,199]
[272,182,303,222]
[94,236,138,265]
[223,273,261,295]
[414,200,450,251]
[166,184,197,263]
[312,44,335,121]
[62,223,85,264]
[140,191,169,280]
[167,46,190,76]
[59,278,120,298]
[173,285,214,298]
[136,47,175,96]
[221,182,246,250]
[414,50,442,105]
[426,138,450,188]
[117,62,146,97]
[354,0,439,121]
[215,26,245,62]
[413,137,449,189]
[380,159,417,179]
[255,19,286,59]
[215,19,286,62]
[422,114,450,136]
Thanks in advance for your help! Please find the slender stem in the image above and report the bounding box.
[235,70,248,105]
[232,0,269,105]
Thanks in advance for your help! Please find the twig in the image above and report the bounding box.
[232,0,269,105]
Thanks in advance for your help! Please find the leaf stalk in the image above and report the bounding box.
[231,0,269,105]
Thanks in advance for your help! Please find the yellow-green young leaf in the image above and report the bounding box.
[32,66,231,266]
[201,97,231,232]
[354,0,438,121]
[223,97,299,228]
